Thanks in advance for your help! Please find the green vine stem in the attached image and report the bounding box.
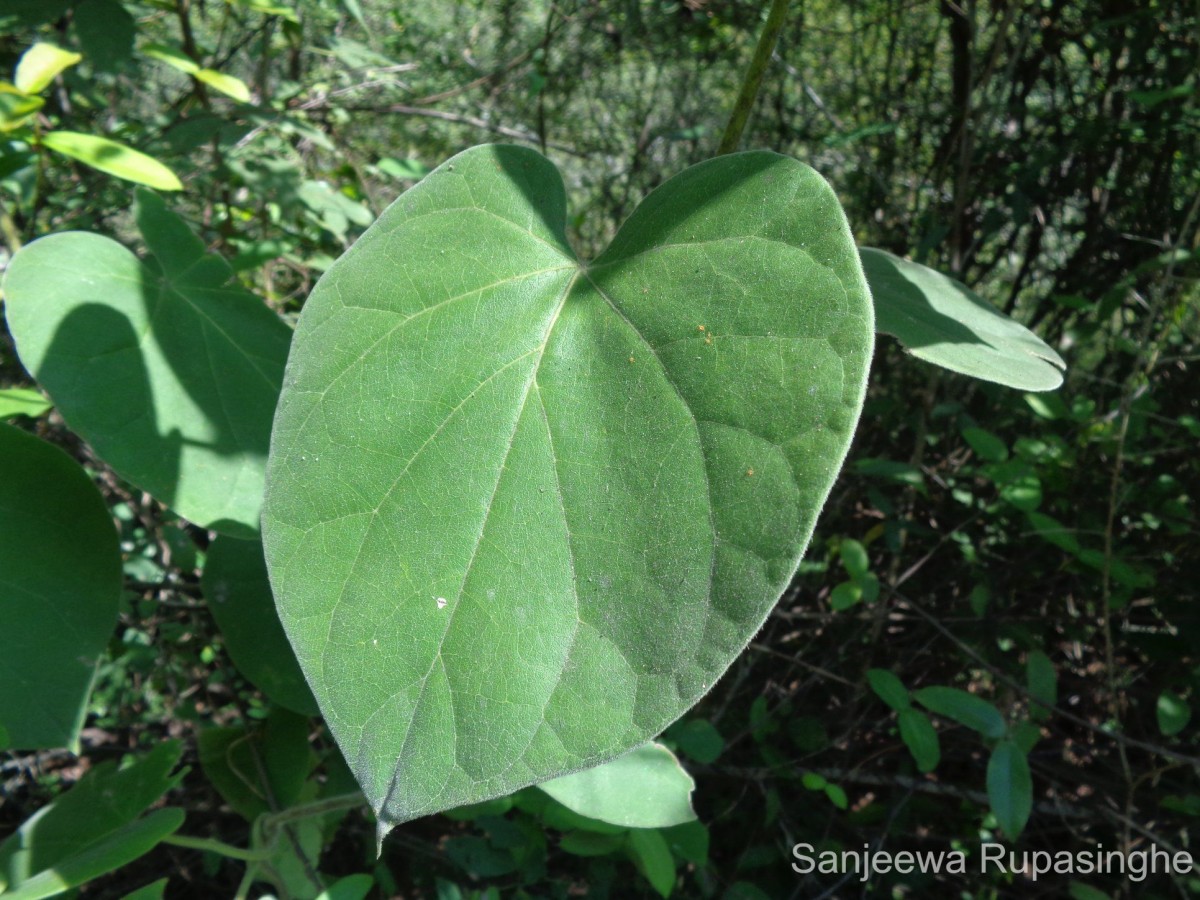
[717,0,791,155]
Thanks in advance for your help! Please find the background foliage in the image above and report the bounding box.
[0,0,1197,897]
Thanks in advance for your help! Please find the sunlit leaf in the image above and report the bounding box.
[538,742,696,829]
[195,69,251,103]
[861,247,1065,391]
[41,131,183,191]
[14,43,81,95]
[3,189,292,535]
[0,387,51,420]
[263,144,873,831]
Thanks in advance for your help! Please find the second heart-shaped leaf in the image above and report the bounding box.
[263,144,873,832]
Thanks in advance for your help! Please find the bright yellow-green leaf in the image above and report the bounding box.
[141,42,199,75]
[14,43,82,95]
[195,68,251,102]
[41,130,183,190]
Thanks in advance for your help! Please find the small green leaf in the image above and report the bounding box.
[3,190,292,535]
[141,42,199,75]
[801,771,827,791]
[986,739,1033,838]
[823,784,848,809]
[915,686,1006,740]
[867,669,911,712]
[0,423,121,750]
[840,538,869,579]
[1026,651,1057,721]
[962,426,1008,463]
[41,131,183,190]
[830,580,862,610]
[668,719,725,764]
[626,829,676,899]
[538,742,696,829]
[0,387,51,420]
[201,535,318,715]
[1157,691,1191,737]
[898,709,940,772]
[14,43,82,94]
[194,69,251,103]
[861,247,1065,391]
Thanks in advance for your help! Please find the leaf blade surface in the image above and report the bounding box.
[263,144,873,830]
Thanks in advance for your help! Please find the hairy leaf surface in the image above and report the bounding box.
[263,144,872,831]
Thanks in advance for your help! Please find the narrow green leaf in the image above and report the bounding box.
[263,144,873,829]
[867,669,911,712]
[41,131,183,191]
[915,686,1006,740]
[1025,651,1057,721]
[0,387,51,420]
[1157,691,1191,737]
[0,742,184,893]
[538,742,696,829]
[194,68,251,103]
[986,739,1033,839]
[897,708,940,772]
[0,423,121,750]
[14,43,81,95]
[861,247,1065,391]
[3,190,292,535]
[5,809,184,900]
[141,42,199,75]
[202,535,318,714]
[626,829,676,899]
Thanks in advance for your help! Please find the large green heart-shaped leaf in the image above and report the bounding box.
[0,423,121,751]
[3,190,292,536]
[860,247,1065,391]
[263,144,873,832]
